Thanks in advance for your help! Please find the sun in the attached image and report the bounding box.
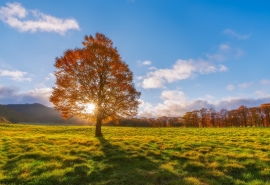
[83,103,96,114]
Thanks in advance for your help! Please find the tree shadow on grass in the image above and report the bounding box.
[63,136,183,185]
[1,151,64,184]
[86,137,181,184]
[0,137,87,185]
[0,137,183,185]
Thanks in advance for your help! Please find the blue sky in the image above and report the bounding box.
[1,0,270,117]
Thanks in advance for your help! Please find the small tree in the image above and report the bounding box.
[50,33,141,136]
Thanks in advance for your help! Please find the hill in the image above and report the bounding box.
[0,104,36,123]
[1,103,87,125]
[6,103,66,123]
[0,117,11,124]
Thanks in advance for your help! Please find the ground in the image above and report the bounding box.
[0,124,269,185]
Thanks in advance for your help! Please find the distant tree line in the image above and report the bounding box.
[1,103,269,128]
[106,103,270,128]
[181,103,270,127]
[104,116,182,127]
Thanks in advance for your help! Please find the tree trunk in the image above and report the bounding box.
[95,116,102,137]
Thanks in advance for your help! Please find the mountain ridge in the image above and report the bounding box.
[0,103,87,125]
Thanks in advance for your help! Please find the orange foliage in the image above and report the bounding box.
[50,33,141,136]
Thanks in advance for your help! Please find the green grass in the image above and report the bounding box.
[0,124,269,185]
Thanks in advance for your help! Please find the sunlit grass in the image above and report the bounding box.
[0,124,269,184]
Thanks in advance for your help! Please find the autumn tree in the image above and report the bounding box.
[182,112,192,127]
[209,108,217,127]
[237,105,249,127]
[199,108,208,127]
[249,107,262,127]
[167,117,180,127]
[148,118,157,127]
[157,116,168,127]
[219,109,228,127]
[260,103,270,127]
[191,110,200,127]
[228,109,240,127]
[50,33,141,136]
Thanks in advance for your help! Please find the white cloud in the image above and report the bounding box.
[0,69,31,81]
[0,85,52,106]
[223,29,251,40]
[261,79,270,85]
[137,41,247,89]
[218,65,227,72]
[138,60,152,66]
[26,87,52,102]
[139,59,227,89]
[142,60,151,65]
[238,82,253,89]
[0,2,80,35]
[138,89,270,117]
[161,90,186,101]
[138,99,156,117]
[139,75,165,89]
[149,66,157,70]
[227,84,235,91]
[138,90,188,117]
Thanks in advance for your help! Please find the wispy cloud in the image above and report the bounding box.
[45,73,55,81]
[206,44,231,62]
[0,2,80,35]
[261,79,270,85]
[255,90,270,98]
[223,29,251,40]
[235,49,245,58]
[226,84,235,91]
[219,44,230,51]
[207,44,245,61]
[0,59,11,69]
[227,82,253,91]
[138,59,227,89]
[238,82,253,89]
[0,69,31,81]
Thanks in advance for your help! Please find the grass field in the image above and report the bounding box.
[0,124,269,185]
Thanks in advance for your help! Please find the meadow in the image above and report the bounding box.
[0,124,269,185]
